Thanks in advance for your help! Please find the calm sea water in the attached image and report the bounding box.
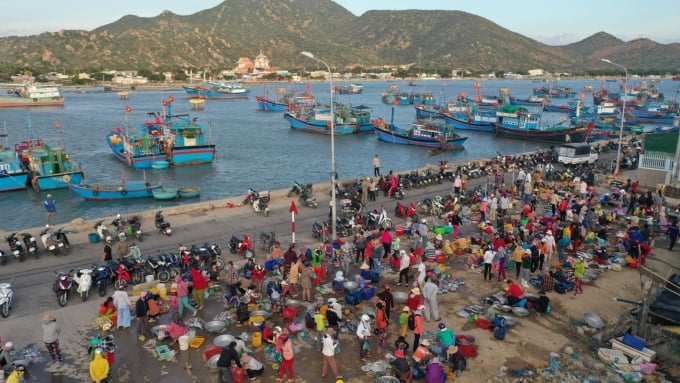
[0,78,676,231]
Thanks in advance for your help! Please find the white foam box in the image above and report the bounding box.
[610,337,656,362]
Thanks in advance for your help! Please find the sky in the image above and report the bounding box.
[1,0,678,45]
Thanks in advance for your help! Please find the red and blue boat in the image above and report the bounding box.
[373,109,468,148]
[283,106,360,135]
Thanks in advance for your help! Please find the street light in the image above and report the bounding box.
[601,58,628,175]
[301,51,336,240]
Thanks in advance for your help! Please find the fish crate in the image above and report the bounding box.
[190,336,205,349]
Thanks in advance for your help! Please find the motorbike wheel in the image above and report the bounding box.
[382,219,393,230]
[0,257,6,266]
[0,301,9,318]
[81,290,89,302]
[98,282,107,297]
[215,257,225,270]
[132,271,143,285]
[244,250,254,259]
[158,270,171,283]
[58,291,69,307]
[113,279,124,291]
[169,268,179,279]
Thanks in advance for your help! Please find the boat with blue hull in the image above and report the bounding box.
[256,86,315,112]
[69,180,163,201]
[372,110,468,148]
[348,105,374,132]
[107,98,216,168]
[335,83,363,95]
[183,82,249,100]
[283,105,362,135]
[15,139,85,191]
[0,149,29,192]
[493,105,589,143]
[415,104,495,133]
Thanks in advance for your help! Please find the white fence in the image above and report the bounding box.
[639,151,675,171]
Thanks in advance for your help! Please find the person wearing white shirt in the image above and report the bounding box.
[321,328,341,379]
[397,250,411,286]
[416,259,427,288]
[483,245,495,282]
[421,277,440,322]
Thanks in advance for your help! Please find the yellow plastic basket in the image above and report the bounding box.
[190,336,205,349]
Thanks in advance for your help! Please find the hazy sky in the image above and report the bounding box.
[2,0,678,45]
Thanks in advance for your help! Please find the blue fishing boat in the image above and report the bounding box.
[182,81,249,100]
[493,105,589,143]
[533,84,577,98]
[107,98,217,168]
[283,106,360,135]
[0,133,30,191]
[153,187,179,200]
[415,102,495,133]
[508,95,549,108]
[69,175,163,201]
[15,138,85,191]
[348,105,374,132]
[372,109,468,148]
[256,85,315,111]
[335,83,363,95]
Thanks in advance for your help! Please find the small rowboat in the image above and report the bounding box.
[178,187,200,198]
[152,187,178,200]
[151,160,170,170]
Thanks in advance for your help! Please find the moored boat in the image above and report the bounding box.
[183,82,249,100]
[283,106,360,135]
[372,112,468,149]
[335,83,363,95]
[15,138,85,191]
[493,105,589,143]
[69,180,163,201]
[256,85,315,112]
[0,147,29,192]
[0,84,65,108]
[153,187,179,200]
[178,187,200,198]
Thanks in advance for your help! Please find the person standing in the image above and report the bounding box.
[117,238,129,259]
[216,341,241,383]
[175,275,198,317]
[397,250,411,286]
[573,257,585,297]
[416,257,427,288]
[278,333,295,382]
[373,154,381,177]
[520,249,532,288]
[190,266,208,311]
[361,177,370,205]
[421,277,440,322]
[44,194,57,226]
[377,284,394,319]
[300,264,314,302]
[89,348,110,383]
[42,313,63,362]
[381,228,393,257]
[135,292,150,341]
[321,328,341,379]
[225,261,240,298]
[354,232,367,264]
[112,283,132,329]
[483,245,495,282]
[668,219,679,251]
[356,314,372,360]
[412,306,424,352]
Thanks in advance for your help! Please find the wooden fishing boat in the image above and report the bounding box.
[151,160,170,169]
[493,105,589,143]
[256,85,315,111]
[335,83,363,95]
[0,84,65,108]
[153,187,179,200]
[15,136,85,191]
[183,82,249,100]
[69,180,162,201]
[372,110,468,149]
[283,106,359,135]
[178,187,200,198]
[0,131,29,192]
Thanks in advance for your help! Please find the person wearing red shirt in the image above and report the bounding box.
[189,266,209,311]
[492,235,506,254]
[251,264,266,294]
[406,288,422,312]
[505,279,525,306]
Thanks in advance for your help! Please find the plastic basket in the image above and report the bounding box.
[190,337,205,349]
[156,345,172,360]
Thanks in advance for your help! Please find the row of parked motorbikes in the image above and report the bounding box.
[0,226,69,265]
[93,210,172,243]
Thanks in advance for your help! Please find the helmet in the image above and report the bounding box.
[438,322,446,330]
[361,314,370,322]
[255,264,264,272]
[117,213,121,218]
[45,224,50,229]
[274,326,282,334]
[106,239,113,244]
[14,365,25,372]
[3,342,13,350]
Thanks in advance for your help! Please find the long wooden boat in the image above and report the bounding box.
[0,148,29,192]
[256,86,315,112]
[69,181,163,201]
[372,115,468,148]
[415,104,495,133]
[493,105,589,143]
[15,138,85,191]
[335,83,363,95]
[0,84,65,108]
[283,108,359,135]
[182,82,249,100]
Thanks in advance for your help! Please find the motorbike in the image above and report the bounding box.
[73,267,93,301]
[259,231,280,253]
[0,277,14,318]
[160,252,181,280]
[92,263,114,297]
[395,202,419,222]
[21,232,39,259]
[312,220,331,240]
[53,270,74,307]
[113,262,132,290]
[287,181,313,197]
[145,254,166,281]
[123,244,145,284]
[299,189,318,208]
[111,214,127,241]
[126,215,143,242]
[203,242,224,269]
[154,210,172,236]
[366,207,393,230]
[229,235,255,259]
[94,220,113,243]
[244,188,270,216]
[40,226,67,256]
[5,232,25,263]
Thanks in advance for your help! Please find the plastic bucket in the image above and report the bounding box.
[395,227,405,237]
[88,233,100,244]
[178,335,190,351]
[145,275,154,283]
[252,332,262,348]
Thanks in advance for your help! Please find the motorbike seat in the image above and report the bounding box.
[232,235,244,243]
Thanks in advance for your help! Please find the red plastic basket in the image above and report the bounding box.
[459,344,478,358]
[475,318,492,330]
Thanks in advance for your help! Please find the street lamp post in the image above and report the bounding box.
[601,58,628,175]
[301,51,336,240]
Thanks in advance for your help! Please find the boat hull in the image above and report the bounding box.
[178,187,200,198]
[373,125,468,148]
[283,113,358,135]
[153,188,179,200]
[169,145,217,166]
[0,96,65,108]
[34,171,85,191]
[256,97,288,111]
[183,86,249,100]
[0,172,29,192]
[493,124,589,143]
[69,182,163,201]
[106,132,166,169]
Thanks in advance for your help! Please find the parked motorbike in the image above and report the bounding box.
[366,207,393,230]
[395,202,419,222]
[126,215,143,242]
[145,254,165,281]
[160,252,181,280]
[53,270,74,307]
[21,232,39,259]
[113,262,132,290]
[92,263,114,297]
[123,244,145,284]
[94,220,113,243]
[259,231,280,253]
[203,242,224,269]
[5,232,25,263]
[244,188,270,216]
[111,214,127,241]
[287,181,313,197]
[40,225,67,256]
[312,220,331,240]
[154,210,172,236]
[0,277,14,318]
[73,267,93,302]
[229,235,255,259]
[299,189,318,208]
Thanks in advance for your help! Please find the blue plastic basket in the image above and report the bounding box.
[88,233,100,244]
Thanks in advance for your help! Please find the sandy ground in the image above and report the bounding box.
[1,159,679,383]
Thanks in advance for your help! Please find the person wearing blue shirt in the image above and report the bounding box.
[44,194,57,225]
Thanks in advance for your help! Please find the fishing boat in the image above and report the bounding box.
[153,187,179,200]
[508,95,550,108]
[178,187,200,198]
[106,98,217,168]
[151,160,170,169]
[335,83,363,95]
[0,84,65,108]
[283,106,360,135]
[256,85,315,111]
[347,105,374,132]
[182,81,249,100]
[416,102,495,133]
[15,137,85,191]
[69,177,163,201]
[492,105,589,143]
[0,129,30,192]
[372,110,468,148]
[533,84,576,98]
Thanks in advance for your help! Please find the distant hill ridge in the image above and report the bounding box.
[0,0,678,72]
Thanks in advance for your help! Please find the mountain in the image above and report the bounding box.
[0,0,678,73]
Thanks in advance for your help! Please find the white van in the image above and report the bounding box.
[557,143,598,165]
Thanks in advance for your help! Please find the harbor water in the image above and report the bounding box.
[0,78,675,231]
